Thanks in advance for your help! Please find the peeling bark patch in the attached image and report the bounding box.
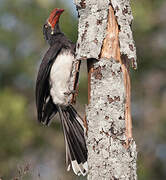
[107,95,120,104]
[107,96,114,103]
[117,67,122,74]
[85,21,89,28]
[97,19,102,25]
[130,58,137,69]
[81,29,87,41]
[77,43,80,49]
[111,0,137,68]
[121,140,127,146]
[93,145,95,151]
[80,0,86,9]
[102,65,106,70]
[94,38,98,44]
[93,66,102,80]
[115,6,120,11]
[119,116,123,120]
[114,96,120,101]
[129,44,134,51]
[105,116,109,120]
[110,127,115,135]
[100,129,109,136]
[112,71,116,76]
[118,24,121,31]
[122,7,128,15]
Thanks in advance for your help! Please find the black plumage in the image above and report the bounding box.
[35,8,88,175]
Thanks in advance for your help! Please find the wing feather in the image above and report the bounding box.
[35,42,62,122]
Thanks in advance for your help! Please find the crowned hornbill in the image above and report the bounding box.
[35,8,88,176]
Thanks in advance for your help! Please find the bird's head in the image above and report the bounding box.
[43,8,64,42]
[47,8,64,33]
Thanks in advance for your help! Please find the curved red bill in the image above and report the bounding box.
[48,8,64,29]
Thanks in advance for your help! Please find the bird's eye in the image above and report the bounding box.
[45,25,48,28]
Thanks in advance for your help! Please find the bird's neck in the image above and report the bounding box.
[48,23,63,46]
[53,23,61,34]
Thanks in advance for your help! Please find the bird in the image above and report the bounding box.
[35,8,88,176]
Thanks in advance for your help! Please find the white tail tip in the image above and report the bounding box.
[67,160,88,176]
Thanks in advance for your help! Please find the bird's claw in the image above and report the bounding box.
[64,90,76,96]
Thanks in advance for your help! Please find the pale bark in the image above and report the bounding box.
[74,0,137,179]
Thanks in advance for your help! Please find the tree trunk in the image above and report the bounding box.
[74,0,137,179]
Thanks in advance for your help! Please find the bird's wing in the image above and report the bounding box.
[35,42,63,122]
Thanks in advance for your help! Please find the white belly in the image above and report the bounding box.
[49,50,74,105]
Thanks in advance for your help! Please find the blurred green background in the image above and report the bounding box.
[0,0,166,179]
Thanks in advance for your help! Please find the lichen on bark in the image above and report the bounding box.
[74,0,137,179]
[86,59,137,180]
[74,0,137,68]
[111,0,137,69]
[74,0,110,60]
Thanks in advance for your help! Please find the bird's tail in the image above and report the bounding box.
[58,105,88,176]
